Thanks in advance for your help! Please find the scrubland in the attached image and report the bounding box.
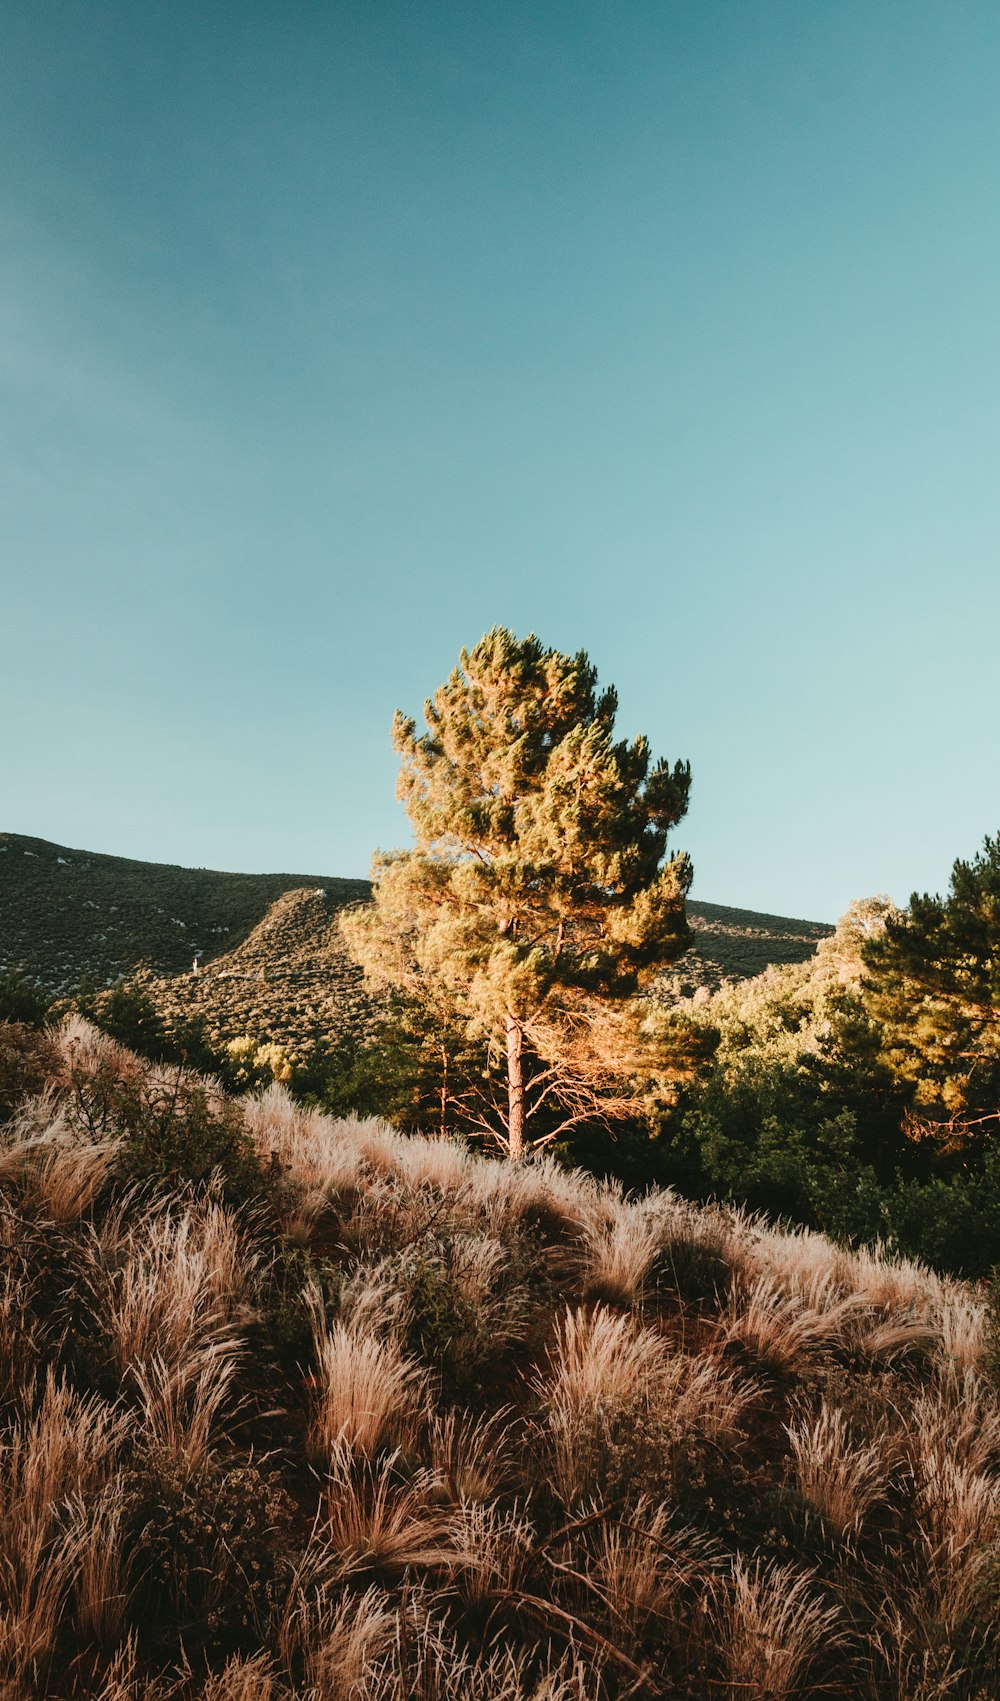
[1,1015,998,1699]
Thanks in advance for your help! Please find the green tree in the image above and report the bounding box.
[861,833,1000,1141]
[343,627,705,1158]
[0,969,51,1028]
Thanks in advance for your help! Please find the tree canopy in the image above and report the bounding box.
[861,833,1000,1141]
[343,627,704,1157]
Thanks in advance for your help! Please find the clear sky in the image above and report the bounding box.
[3,1,998,922]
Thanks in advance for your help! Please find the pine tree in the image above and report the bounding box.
[861,833,1000,1141]
[343,627,705,1158]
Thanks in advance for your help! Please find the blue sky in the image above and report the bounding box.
[3,1,998,921]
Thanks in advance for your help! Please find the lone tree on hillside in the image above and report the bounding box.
[343,627,705,1159]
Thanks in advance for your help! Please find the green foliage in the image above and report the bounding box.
[82,983,174,1059]
[119,1081,263,1199]
[0,968,51,1027]
[344,626,705,1157]
[652,1228,731,1307]
[655,880,1000,1278]
[290,1001,435,1123]
[78,981,233,1081]
[862,833,1000,1136]
[398,1243,496,1398]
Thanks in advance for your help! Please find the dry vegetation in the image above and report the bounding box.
[1,1015,997,1699]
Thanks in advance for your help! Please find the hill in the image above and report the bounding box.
[0,832,369,995]
[1,833,832,1057]
[0,1014,992,1699]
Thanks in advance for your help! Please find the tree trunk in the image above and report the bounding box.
[506,1015,526,1162]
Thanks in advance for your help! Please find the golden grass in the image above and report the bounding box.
[89,1198,252,1378]
[428,1406,514,1504]
[786,1401,892,1539]
[3,1025,1000,1699]
[578,1193,665,1307]
[318,1444,456,1578]
[538,1304,754,1505]
[297,1584,397,1699]
[0,1375,125,1683]
[720,1269,865,1374]
[306,1274,427,1466]
[592,1499,719,1640]
[720,1558,845,1699]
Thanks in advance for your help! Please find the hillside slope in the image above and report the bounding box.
[0,1015,992,1700]
[0,833,369,994]
[1,834,832,1051]
[134,885,378,1053]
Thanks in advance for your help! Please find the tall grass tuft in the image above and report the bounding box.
[786,1401,892,1540]
[719,1558,845,1699]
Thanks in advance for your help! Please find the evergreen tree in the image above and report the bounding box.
[861,833,1000,1141]
[343,627,704,1158]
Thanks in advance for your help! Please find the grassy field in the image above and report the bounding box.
[0,1015,994,1699]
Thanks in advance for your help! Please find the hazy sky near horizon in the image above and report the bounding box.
[3,1,999,922]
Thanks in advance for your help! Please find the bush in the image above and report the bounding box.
[124,1451,291,1659]
[118,1077,265,1200]
[0,1020,59,1123]
[389,1231,530,1402]
[64,1052,267,1201]
[0,969,51,1027]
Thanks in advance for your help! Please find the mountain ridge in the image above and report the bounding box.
[1,832,833,1049]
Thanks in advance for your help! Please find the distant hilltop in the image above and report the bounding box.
[0,832,832,1048]
[0,832,368,996]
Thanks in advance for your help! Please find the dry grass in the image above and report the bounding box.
[428,1406,514,1504]
[244,1082,364,1202]
[592,1499,719,1640]
[132,1340,243,1471]
[0,1375,125,1683]
[197,1652,284,1701]
[786,1401,892,1539]
[539,1304,668,1502]
[538,1305,754,1506]
[578,1193,665,1307]
[0,1092,118,1223]
[3,1025,1000,1699]
[306,1286,427,1465]
[448,1500,535,1613]
[296,1584,397,1699]
[720,1269,865,1375]
[542,1304,669,1416]
[318,1445,456,1579]
[719,1557,845,1699]
[89,1198,252,1378]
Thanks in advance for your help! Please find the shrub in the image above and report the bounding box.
[0,970,51,1028]
[0,1021,58,1124]
[123,1451,290,1660]
[391,1232,527,1401]
[61,1051,267,1200]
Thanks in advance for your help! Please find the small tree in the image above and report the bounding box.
[343,627,704,1158]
